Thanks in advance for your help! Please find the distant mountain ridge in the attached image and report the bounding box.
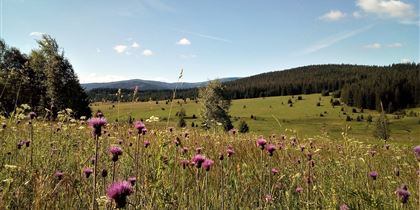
[81,77,241,91]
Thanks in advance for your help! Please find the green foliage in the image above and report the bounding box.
[238,120,249,133]
[177,108,186,127]
[374,104,390,141]
[199,80,233,131]
[0,37,91,118]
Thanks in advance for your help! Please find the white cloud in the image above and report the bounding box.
[142,49,153,56]
[29,32,44,37]
[131,42,140,48]
[96,48,101,53]
[356,0,416,19]
[113,45,128,53]
[401,58,411,63]
[353,11,364,18]
[301,25,371,54]
[387,42,402,48]
[320,10,347,21]
[365,43,382,48]
[176,38,191,45]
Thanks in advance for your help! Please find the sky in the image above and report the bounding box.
[1,0,419,83]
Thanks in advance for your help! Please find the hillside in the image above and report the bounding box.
[82,77,240,90]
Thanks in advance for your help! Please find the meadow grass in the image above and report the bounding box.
[0,111,419,209]
[92,94,420,145]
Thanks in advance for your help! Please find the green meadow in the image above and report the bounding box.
[92,93,420,145]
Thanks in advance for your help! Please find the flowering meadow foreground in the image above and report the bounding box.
[0,111,419,209]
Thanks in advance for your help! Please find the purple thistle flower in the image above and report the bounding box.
[133,121,145,134]
[106,181,134,208]
[24,140,30,147]
[339,204,349,210]
[300,145,305,152]
[180,160,190,169]
[95,111,104,118]
[203,159,214,171]
[17,141,24,149]
[83,168,93,178]
[295,186,303,193]
[227,148,235,157]
[127,177,136,186]
[55,171,64,180]
[256,138,267,150]
[192,154,206,168]
[271,168,279,175]
[266,144,276,156]
[110,146,123,162]
[229,128,238,135]
[144,140,150,148]
[394,168,400,177]
[369,171,378,180]
[414,145,420,161]
[141,127,147,135]
[264,194,272,202]
[87,117,107,137]
[28,112,37,120]
[396,185,410,204]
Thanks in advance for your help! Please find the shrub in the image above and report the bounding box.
[297,96,303,100]
[238,120,249,133]
[316,102,321,107]
[346,116,352,121]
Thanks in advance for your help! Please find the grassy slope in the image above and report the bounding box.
[92,94,420,145]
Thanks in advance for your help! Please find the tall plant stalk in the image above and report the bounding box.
[92,135,99,210]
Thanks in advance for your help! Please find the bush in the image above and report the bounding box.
[287,99,293,104]
[367,115,373,123]
[316,102,321,106]
[346,116,352,121]
[352,108,357,113]
[321,90,329,96]
[238,120,249,133]
[297,96,303,100]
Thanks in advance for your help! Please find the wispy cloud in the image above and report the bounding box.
[176,38,191,45]
[142,49,153,56]
[301,25,371,55]
[320,10,346,21]
[29,32,44,37]
[113,45,128,53]
[174,29,232,43]
[364,42,403,49]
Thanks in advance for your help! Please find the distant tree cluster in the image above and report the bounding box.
[0,36,91,118]
[87,88,198,102]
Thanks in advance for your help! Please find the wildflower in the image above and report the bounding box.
[133,121,145,134]
[55,171,64,180]
[168,127,174,133]
[203,159,214,171]
[1,122,6,129]
[369,171,378,180]
[229,128,238,135]
[256,138,267,150]
[24,140,30,147]
[180,160,190,169]
[196,147,203,154]
[87,117,107,137]
[384,144,390,150]
[413,145,420,161]
[264,194,273,202]
[101,169,108,178]
[95,111,104,118]
[271,168,279,175]
[28,112,37,120]
[127,177,136,186]
[395,185,410,203]
[141,127,147,135]
[106,181,134,208]
[295,186,303,193]
[110,146,123,162]
[17,141,24,149]
[340,204,349,210]
[192,154,206,168]
[174,137,181,147]
[300,145,305,152]
[83,168,93,178]
[227,148,235,157]
[266,144,276,156]
[144,140,150,148]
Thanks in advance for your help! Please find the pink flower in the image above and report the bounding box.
[266,144,276,156]
[106,181,133,208]
[271,168,279,175]
[87,117,107,137]
[203,159,214,171]
[256,138,267,150]
[191,154,206,168]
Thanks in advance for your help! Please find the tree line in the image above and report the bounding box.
[88,64,419,113]
[0,36,91,118]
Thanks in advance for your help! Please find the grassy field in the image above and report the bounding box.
[0,114,419,209]
[92,93,420,145]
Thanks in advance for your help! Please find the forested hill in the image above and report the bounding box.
[88,64,420,113]
[224,64,420,112]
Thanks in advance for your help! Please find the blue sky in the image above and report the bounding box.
[1,0,419,83]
